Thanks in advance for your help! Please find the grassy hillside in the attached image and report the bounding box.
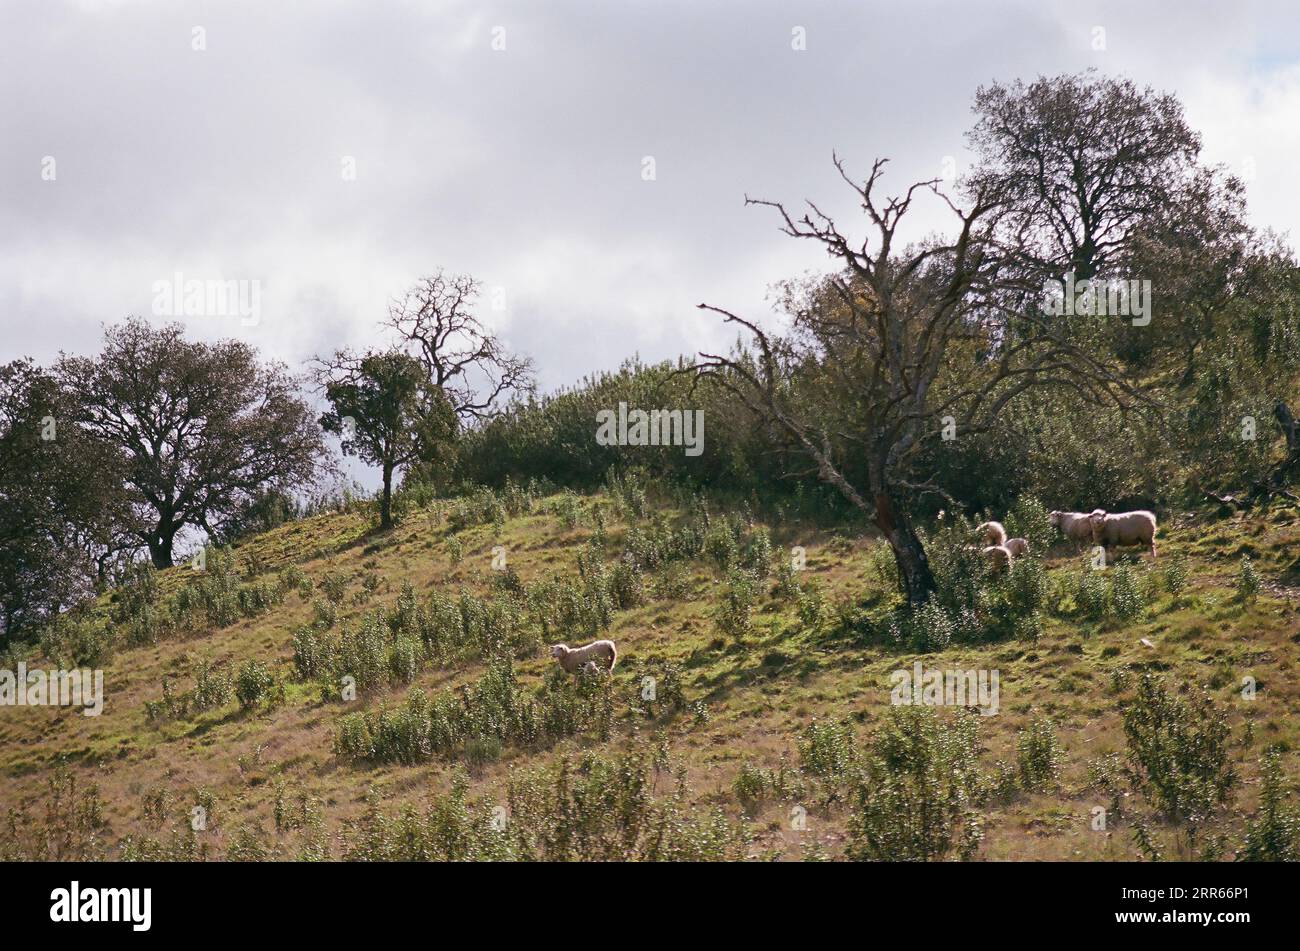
[3,481,1299,861]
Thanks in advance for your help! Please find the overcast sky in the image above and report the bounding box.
[3,0,1298,401]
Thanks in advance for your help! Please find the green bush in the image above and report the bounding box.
[234,660,275,711]
[846,708,983,861]
[1238,555,1261,603]
[1075,567,1109,621]
[714,569,759,639]
[1162,550,1190,598]
[1240,748,1300,861]
[1016,713,1061,792]
[1121,673,1236,834]
[1110,563,1146,620]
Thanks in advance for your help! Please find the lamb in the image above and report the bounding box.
[976,521,1007,546]
[1049,510,1096,545]
[982,544,1014,573]
[550,640,618,674]
[1088,510,1158,557]
[1004,537,1030,558]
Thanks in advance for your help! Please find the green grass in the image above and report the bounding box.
[2,491,1299,861]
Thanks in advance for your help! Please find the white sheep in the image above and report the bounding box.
[1049,510,1096,545]
[1004,537,1030,558]
[551,640,618,674]
[1088,510,1158,557]
[977,521,1007,547]
[982,544,1014,572]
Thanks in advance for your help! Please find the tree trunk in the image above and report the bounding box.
[380,461,394,530]
[148,533,174,569]
[872,489,936,605]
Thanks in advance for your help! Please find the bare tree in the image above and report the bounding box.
[382,270,535,422]
[696,156,1137,604]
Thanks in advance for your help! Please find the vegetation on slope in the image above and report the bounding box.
[3,475,1299,861]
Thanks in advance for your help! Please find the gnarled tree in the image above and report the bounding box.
[696,156,1136,604]
[57,318,326,568]
[382,270,535,423]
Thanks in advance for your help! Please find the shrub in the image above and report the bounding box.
[335,712,374,759]
[1110,562,1146,620]
[740,527,773,578]
[1075,568,1109,621]
[338,747,751,862]
[1120,673,1236,835]
[234,660,275,711]
[608,561,646,610]
[192,658,234,711]
[654,562,692,601]
[1237,555,1261,603]
[889,601,954,653]
[1016,713,1061,792]
[866,541,900,592]
[1005,557,1048,616]
[319,571,349,605]
[113,561,166,647]
[797,719,858,800]
[38,614,115,668]
[846,708,983,861]
[1162,550,1190,598]
[796,582,825,630]
[1240,748,1300,861]
[1004,496,1055,555]
[714,569,758,639]
[552,491,584,529]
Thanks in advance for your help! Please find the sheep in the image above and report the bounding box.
[1088,510,1158,557]
[1049,510,1096,545]
[550,640,618,674]
[976,521,1007,547]
[1004,537,1030,558]
[981,544,1013,573]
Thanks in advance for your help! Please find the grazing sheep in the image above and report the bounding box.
[551,640,618,674]
[982,544,1014,573]
[1004,537,1030,558]
[1049,510,1096,545]
[977,521,1007,546]
[1088,510,1158,556]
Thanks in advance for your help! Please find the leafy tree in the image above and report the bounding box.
[316,349,457,529]
[57,318,326,568]
[0,360,127,643]
[967,70,1201,282]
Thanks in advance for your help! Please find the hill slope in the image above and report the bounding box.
[3,484,1299,861]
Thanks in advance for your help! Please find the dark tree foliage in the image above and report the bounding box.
[316,349,458,530]
[57,318,326,568]
[0,361,127,644]
[967,70,1201,282]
